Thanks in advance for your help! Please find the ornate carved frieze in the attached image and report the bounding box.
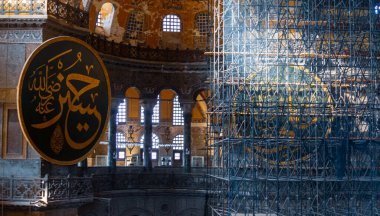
[0,29,42,43]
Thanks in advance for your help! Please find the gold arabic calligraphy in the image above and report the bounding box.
[27,49,102,151]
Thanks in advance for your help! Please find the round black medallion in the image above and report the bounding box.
[17,36,111,165]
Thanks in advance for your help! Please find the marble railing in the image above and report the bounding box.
[47,0,89,28]
[0,175,93,206]
[0,176,47,206]
[92,172,209,193]
[0,170,209,206]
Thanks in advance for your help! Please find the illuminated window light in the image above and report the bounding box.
[163,14,181,32]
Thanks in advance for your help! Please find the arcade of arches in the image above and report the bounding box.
[92,88,210,170]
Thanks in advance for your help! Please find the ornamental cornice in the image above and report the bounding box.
[0,16,46,28]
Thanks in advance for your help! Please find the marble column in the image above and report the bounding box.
[182,101,194,173]
[108,99,120,173]
[141,99,156,171]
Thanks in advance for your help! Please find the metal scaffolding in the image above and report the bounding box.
[207,0,380,215]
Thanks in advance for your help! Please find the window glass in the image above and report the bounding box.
[140,133,159,149]
[118,151,125,159]
[152,152,157,160]
[173,134,184,150]
[174,152,181,160]
[196,12,209,34]
[116,132,126,148]
[116,99,126,124]
[173,95,184,125]
[163,14,181,32]
[96,3,114,28]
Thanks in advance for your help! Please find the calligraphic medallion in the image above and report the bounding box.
[233,65,333,166]
[17,36,111,165]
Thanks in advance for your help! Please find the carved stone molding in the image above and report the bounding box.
[0,17,46,28]
[0,29,42,43]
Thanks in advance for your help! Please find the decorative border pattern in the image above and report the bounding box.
[0,29,42,43]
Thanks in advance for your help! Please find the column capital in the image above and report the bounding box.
[140,98,157,111]
[111,98,123,112]
[181,100,195,115]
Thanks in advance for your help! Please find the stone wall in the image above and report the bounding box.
[0,159,41,177]
[0,42,41,174]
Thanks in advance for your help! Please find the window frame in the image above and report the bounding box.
[162,14,181,32]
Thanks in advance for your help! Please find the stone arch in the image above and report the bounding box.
[192,84,209,101]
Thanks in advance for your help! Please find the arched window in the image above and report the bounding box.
[95,2,115,35]
[141,96,159,124]
[173,96,184,126]
[163,14,181,32]
[116,132,126,148]
[173,134,184,150]
[140,133,159,149]
[116,99,126,124]
[125,11,145,41]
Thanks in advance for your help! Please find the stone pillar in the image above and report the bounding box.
[182,101,194,173]
[78,159,87,176]
[141,99,156,171]
[108,99,120,173]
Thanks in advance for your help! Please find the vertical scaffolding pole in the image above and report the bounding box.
[208,0,380,215]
